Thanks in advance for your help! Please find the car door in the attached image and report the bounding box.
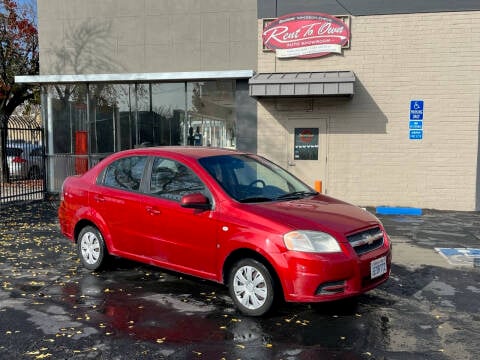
[141,156,218,278]
[91,155,150,256]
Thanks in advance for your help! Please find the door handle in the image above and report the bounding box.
[146,206,161,215]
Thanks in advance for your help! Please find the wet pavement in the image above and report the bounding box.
[0,201,479,359]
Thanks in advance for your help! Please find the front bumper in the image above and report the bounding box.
[280,241,392,303]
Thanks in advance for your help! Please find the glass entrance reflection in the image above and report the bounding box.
[187,80,236,148]
[135,83,186,147]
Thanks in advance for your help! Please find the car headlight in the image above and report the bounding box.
[283,230,341,253]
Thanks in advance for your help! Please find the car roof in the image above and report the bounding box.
[113,146,249,160]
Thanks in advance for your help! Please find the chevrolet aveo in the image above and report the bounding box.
[58,147,392,316]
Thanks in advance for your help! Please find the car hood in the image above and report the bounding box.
[245,195,380,239]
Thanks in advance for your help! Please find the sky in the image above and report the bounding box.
[17,0,37,13]
[1,0,36,19]
[15,0,38,23]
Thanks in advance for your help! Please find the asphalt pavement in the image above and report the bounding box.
[0,201,479,360]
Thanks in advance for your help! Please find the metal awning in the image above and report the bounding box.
[15,70,254,84]
[249,71,355,97]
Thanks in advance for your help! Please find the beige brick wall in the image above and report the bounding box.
[257,12,480,211]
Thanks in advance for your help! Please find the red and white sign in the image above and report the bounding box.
[299,129,315,143]
[263,13,350,59]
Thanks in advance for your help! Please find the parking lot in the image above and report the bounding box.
[1,201,479,359]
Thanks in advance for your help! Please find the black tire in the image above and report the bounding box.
[77,226,108,271]
[228,258,275,316]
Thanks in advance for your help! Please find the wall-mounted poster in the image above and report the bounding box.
[294,128,319,160]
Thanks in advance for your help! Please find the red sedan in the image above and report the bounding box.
[58,147,392,316]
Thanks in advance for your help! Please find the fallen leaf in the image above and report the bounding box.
[35,354,52,359]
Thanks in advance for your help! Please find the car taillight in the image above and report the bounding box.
[12,156,27,163]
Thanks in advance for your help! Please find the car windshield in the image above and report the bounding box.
[199,154,316,203]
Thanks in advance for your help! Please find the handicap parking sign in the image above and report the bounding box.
[409,130,423,140]
[410,100,424,120]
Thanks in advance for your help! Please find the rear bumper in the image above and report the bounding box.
[58,202,75,241]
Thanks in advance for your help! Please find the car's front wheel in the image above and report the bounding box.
[77,226,108,271]
[228,259,275,316]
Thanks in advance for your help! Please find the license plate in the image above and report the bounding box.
[370,256,387,279]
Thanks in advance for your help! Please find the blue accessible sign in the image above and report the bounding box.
[410,100,424,120]
[409,130,423,140]
[409,120,423,129]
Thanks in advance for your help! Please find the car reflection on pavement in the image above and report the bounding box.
[60,272,226,343]
[50,260,378,359]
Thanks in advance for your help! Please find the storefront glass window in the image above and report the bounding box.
[45,80,237,155]
[134,83,186,147]
[88,84,133,153]
[88,84,119,154]
[151,83,186,146]
[134,84,152,147]
[118,84,134,151]
[187,80,236,148]
[47,84,87,154]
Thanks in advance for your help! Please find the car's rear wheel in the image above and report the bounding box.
[228,259,275,316]
[77,226,108,270]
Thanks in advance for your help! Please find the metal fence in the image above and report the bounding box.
[1,124,46,205]
[46,154,104,193]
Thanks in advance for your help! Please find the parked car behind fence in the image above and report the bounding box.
[6,143,44,180]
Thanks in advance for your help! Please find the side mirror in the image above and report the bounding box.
[180,193,211,210]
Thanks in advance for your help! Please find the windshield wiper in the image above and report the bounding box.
[275,191,318,201]
[238,196,274,203]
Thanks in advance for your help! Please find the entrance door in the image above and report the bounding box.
[286,118,328,192]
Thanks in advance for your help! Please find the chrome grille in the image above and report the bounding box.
[347,227,384,255]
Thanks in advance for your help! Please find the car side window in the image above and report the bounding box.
[148,157,208,202]
[102,156,147,191]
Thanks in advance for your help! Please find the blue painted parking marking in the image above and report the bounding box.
[376,207,422,215]
[435,248,480,267]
